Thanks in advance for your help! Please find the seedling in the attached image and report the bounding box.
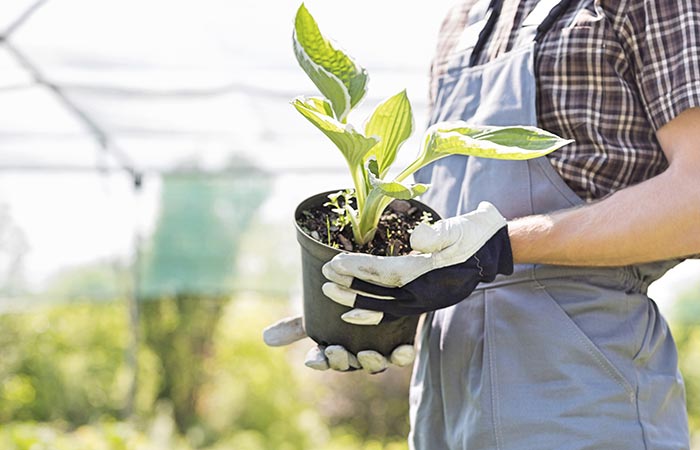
[323,189,353,232]
[292,4,572,245]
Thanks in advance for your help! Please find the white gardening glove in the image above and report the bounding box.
[322,202,513,325]
[263,315,415,373]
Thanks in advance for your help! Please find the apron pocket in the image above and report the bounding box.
[537,285,636,395]
[484,282,643,449]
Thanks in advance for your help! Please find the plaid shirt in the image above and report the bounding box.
[431,0,700,201]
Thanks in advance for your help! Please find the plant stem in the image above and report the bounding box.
[356,190,393,245]
[395,157,428,182]
[350,164,367,211]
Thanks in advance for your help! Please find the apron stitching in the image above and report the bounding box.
[486,294,504,450]
[525,47,537,125]
[627,298,651,450]
[633,378,650,450]
[478,267,616,290]
[534,157,585,207]
[631,299,656,362]
[526,158,535,218]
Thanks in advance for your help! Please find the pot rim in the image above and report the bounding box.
[294,189,349,254]
[294,188,441,255]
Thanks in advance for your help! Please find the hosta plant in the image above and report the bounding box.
[292,3,572,246]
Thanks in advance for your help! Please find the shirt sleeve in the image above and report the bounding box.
[622,0,700,130]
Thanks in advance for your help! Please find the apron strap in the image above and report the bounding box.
[517,0,575,44]
[468,0,504,66]
[448,0,574,70]
[467,0,493,25]
[445,0,503,71]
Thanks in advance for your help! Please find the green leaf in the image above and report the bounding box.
[364,90,414,177]
[293,4,368,121]
[368,170,428,201]
[426,122,574,160]
[375,181,428,200]
[302,96,335,117]
[291,96,378,169]
[366,157,380,177]
[374,181,428,200]
[397,122,573,181]
[293,36,350,122]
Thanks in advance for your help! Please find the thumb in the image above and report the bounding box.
[410,219,460,254]
[263,316,307,346]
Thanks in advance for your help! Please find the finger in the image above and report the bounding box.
[357,350,388,374]
[390,345,416,367]
[348,352,361,370]
[323,252,432,288]
[322,282,396,308]
[323,284,399,324]
[304,346,329,370]
[322,282,357,307]
[325,345,352,371]
[321,259,354,288]
[263,316,306,346]
[341,308,384,326]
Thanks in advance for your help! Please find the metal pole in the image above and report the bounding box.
[124,172,144,419]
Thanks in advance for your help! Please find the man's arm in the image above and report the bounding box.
[509,107,700,266]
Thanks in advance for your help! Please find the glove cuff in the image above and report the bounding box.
[496,225,514,276]
[477,225,514,281]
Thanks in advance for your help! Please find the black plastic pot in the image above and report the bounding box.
[294,190,441,356]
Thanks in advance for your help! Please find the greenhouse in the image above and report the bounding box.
[1,0,699,449]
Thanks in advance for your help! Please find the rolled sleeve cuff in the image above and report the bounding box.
[646,82,700,131]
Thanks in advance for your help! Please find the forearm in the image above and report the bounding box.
[509,162,700,266]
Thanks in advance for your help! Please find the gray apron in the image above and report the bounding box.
[409,1,689,449]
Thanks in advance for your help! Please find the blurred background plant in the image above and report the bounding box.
[0,0,698,448]
[1,263,698,450]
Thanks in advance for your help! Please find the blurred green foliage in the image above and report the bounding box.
[140,294,227,433]
[140,169,269,432]
[0,302,130,424]
[0,297,410,449]
[0,281,699,448]
[668,282,700,442]
[0,164,413,449]
[1,279,699,449]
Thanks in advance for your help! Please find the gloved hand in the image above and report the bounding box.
[321,202,513,325]
[263,316,415,373]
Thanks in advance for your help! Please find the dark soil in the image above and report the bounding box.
[296,199,433,256]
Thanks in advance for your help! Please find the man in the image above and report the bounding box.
[266,0,699,448]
